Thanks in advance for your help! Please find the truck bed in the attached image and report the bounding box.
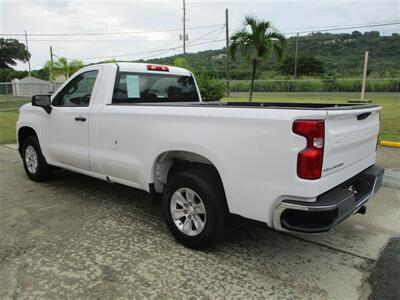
[109,101,380,110]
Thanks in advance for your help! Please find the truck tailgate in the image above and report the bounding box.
[323,106,381,177]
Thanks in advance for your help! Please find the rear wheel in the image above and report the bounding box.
[22,136,52,182]
[162,168,228,249]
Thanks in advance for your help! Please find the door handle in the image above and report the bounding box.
[75,116,87,122]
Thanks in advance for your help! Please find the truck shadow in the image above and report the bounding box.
[49,168,367,255]
[16,168,367,298]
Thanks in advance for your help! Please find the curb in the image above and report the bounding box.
[380,140,400,148]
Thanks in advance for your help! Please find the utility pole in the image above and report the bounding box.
[361,50,369,100]
[49,46,54,82]
[225,8,230,96]
[294,32,299,78]
[24,30,31,76]
[182,0,186,55]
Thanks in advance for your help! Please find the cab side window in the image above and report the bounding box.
[52,70,98,107]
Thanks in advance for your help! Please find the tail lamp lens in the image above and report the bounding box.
[293,120,325,179]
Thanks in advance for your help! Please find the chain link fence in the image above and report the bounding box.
[228,78,400,94]
[0,81,64,112]
[0,82,64,97]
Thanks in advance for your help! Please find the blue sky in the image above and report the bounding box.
[1,0,399,70]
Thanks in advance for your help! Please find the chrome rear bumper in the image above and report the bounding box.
[273,165,384,233]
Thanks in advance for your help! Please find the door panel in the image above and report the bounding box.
[44,70,98,171]
[44,107,90,170]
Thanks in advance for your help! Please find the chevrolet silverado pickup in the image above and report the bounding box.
[16,62,384,249]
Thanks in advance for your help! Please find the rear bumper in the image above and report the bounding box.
[272,165,384,233]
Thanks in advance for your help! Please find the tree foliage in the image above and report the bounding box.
[0,68,49,82]
[229,16,286,101]
[196,72,226,101]
[149,31,399,79]
[173,57,191,70]
[0,38,31,69]
[45,57,84,80]
[173,57,225,101]
[280,55,325,76]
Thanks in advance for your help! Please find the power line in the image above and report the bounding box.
[187,25,225,44]
[21,20,399,69]
[203,25,225,49]
[0,24,224,37]
[280,19,400,32]
[227,20,400,35]
[64,26,226,61]
[77,20,397,63]
[9,21,398,41]
[13,25,224,44]
[142,48,179,61]
[15,38,211,43]
[13,25,225,43]
[284,21,400,35]
[65,38,225,61]
[143,26,226,60]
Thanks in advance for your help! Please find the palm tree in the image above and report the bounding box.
[230,16,286,102]
[46,57,84,81]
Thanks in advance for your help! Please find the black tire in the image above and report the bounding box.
[162,168,228,250]
[22,135,52,182]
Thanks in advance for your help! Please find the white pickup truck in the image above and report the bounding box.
[17,62,384,249]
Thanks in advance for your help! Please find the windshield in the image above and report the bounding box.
[112,72,199,103]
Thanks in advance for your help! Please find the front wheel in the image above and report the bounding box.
[162,168,228,249]
[22,136,52,182]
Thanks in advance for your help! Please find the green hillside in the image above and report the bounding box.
[148,31,400,79]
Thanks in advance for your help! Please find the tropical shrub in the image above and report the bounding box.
[196,73,226,101]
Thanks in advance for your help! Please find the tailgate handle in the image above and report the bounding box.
[357,112,371,120]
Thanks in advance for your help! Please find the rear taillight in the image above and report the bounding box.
[293,120,325,180]
[147,64,169,72]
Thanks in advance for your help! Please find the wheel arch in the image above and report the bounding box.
[151,150,228,207]
[17,126,38,156]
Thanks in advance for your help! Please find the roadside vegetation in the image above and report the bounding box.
[196,73,226,101]
[174,57,226,101]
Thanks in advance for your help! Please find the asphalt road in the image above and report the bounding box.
[0,145,399,299]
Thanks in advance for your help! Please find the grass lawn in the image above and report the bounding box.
[0,95,30,111]
[0,95,29,144]
[0,92,399,144]
[0,111,19,144]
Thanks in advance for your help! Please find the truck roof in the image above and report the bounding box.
[98,62,192,76]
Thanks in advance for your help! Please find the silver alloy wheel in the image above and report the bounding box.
[170,187,206,236]
[25,145,38,174]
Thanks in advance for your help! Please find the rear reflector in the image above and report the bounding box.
[293,120,325,180]
[147,64,169,72]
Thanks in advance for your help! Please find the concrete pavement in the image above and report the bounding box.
[0,145,399,299]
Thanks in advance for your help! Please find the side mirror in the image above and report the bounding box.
[32,95,52,114]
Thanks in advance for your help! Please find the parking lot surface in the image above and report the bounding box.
[0,145,399,299]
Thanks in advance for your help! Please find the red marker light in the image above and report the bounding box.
[147,64,169,72]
